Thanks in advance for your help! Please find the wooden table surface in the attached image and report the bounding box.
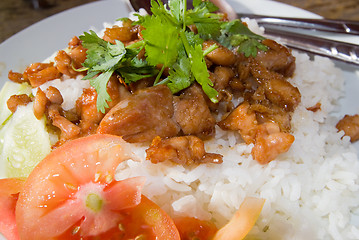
[1,0,358,43]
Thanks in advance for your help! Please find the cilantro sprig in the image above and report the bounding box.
[79,0,268,113]
[218,20,268,57]
[79,31,156,113]
[137,0,220,101]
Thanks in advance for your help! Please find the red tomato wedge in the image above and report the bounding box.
[213,197,265,240]
[15,134,180,240]
[0,178,25,240]
[174,216,218,240]
[119,195,181,239]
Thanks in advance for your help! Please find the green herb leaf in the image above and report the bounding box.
[89,70,114,113]
[169,0,185,23]
[219,19,268,57]
[79,31,155,113]
[141,15,181,68]
[180,31,218,102]
[186,0,222,40]
[166,49,193,93]
[189,43,218,103]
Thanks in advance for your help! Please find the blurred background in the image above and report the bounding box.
[1,0,358,43]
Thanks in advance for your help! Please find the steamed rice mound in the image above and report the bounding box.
[114,50,359,239]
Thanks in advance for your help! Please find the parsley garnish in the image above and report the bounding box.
[80,0,268,112]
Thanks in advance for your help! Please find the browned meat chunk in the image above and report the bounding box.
[212,66,234,91]
[33,88,48,120]
[48,104,81,141]
[146,136,223,165]
[45,86,63,105]
[7,94,32,113]
[255,39,296,77]
[23,63,62,87]
[67,37,87,68]
[76,87,105,135]
[336,114,359,142]
[76,76,130,135]
[8,70,28,84]
[102,20,138,44]
[218,102,258,144]
[306,102,321,112]
[263,77,301,112]
[250,61,301,112]
[251,122,294,164]
[97,85,180,143]
[173,84,216,139]
[218,102,294,164]
[250,103,292,132]
[203,40,237,66]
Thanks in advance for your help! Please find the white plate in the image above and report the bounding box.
[0,0,358,238]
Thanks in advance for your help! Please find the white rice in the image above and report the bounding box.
[112,20,359,239]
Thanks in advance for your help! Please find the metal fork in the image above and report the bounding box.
[237,14,359,66]
[128,0,359,66]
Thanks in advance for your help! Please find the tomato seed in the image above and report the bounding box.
[72,226,80,235]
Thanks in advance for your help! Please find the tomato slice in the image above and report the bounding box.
[15,134,179,239]
[119,195,181,239]
[0,178,24,240]
[57,195,180,240]
[174,216,218,240]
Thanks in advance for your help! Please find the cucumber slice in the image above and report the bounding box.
[0,103,51,178]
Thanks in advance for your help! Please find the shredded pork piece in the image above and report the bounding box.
[54,50,79,77]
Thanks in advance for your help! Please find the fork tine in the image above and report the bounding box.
[238,14,359,35]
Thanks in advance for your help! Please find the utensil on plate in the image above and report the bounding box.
[127,0,359,66]
[237,14,359,35]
